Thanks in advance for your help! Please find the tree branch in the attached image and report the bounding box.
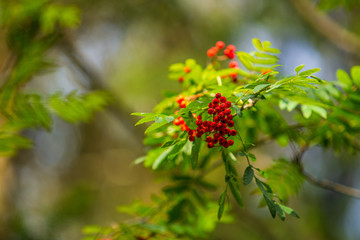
[292,145,360,199]
[302,170,360,199]
[289,0,360,58]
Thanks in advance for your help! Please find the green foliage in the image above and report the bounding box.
[0,0,110,156]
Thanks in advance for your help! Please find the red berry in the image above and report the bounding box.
[228,139,234,146]
[226,114,233,120]
[173,118,181,125]
[230,129,237,136]
[207,142,214,148]
[229,72,237,78]
[188,130,194,135]
[224,128,230,134]
[220,96,226,103]
[206,136,213,142]
[224,109,231,115]
[179,117,184,124]
[179,101,186,108]
[220,103,226,109]
[227,45,236,52]
[211,122,217,128]
[197,115,202,119]
[196,119,203,126]
[208,102,213,108]
[216,41,225,49]
[229,61,238,68]
[225,101,232,108]
[228,120,234,127]
[215,93,221,98]
[225,51,235,59]
[212,98,219,104]
[183,66,191,73]
[214,116,219,122]
[178,76,184,82]
[208,108,214,114]
[175,95,185,103]
[189,135,195,141]
[207,48,217,58]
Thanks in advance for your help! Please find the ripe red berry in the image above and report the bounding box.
[215,93,221,98]
[207,48,217,58]
[183,66,191,73]
[229,61,238,68]
[189,135,195,141]
[220,96,226,103]
[225,51,235,59]
[208,102,213,108]
[175,95,185,103]
[229,72,237,78]
[178,76,184,82]
[179,101,186,108]
[212,98,219,104]
[206,136,213,142]
[196,119,203,126]
[207,142,214,148]
[225,101,232,108]
[227,45,236,52]
[224,109,231,115]
[208,108,214,114]
[216,41,225,49]
[197,115,202,119]
[230,129,237,136]
[228,139,234,146]
[173,118,181,125]
[214,116,219,122]
[228,120,234,127]
[220,103,226,109]
[226,114,233,120]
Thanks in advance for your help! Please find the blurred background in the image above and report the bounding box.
[1,0,360,239]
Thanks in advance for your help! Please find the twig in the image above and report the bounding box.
[289,0,360,58]
[303,171,360,199]
[292,145,360,199]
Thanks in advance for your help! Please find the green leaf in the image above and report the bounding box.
[301,105,312,119]
[299,68,321,77]
[351,66,360,88]
[243,166,254,185]
[252,38,263,51]
[264,196,277,218]
[181,111,197,130]
[152,147,174,170]
[228,178,244,207]
[233,105,242,117]
[144,121,168,134]
[295,64,305,74]
[191,137,201,169]
[218,191,226,220]
[278,204,300,218]
[155,116,163,123]
[248,153,257,162]
[337,69,352,90]
[161,140,179,148]
[310,105,327,119]
[253,84,270,94]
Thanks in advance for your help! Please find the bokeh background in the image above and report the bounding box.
[1,0,360,239]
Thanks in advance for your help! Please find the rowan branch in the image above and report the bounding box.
[292,145,360,199]
[289,0,360,58]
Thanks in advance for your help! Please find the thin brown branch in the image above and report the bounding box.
[289,0,360,58]
[292,145,360,199]
[303,171,360,199]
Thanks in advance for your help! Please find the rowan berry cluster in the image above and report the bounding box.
[207,41,237,59]
[174,93,237,148]
[178,66,191,83]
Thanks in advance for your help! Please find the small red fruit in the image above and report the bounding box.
[228,139,234,146]
[189,135,195,141]
[207,48,217,58]
[207,142,214,148]
[227,44,236,52]
[230,129,237,136]
[179,101,187,108]
[227,120,234,127]
[215,93,221,98]
[178,76,184,82]
[229,61,238,68]
[216,41,225,49]
[183,66,191,73]
[220,96,226,103]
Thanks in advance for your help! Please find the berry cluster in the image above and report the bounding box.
[175,95,187,108]
[178,66,191,83]
[174,93,237,148]
[207,41,237,59]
